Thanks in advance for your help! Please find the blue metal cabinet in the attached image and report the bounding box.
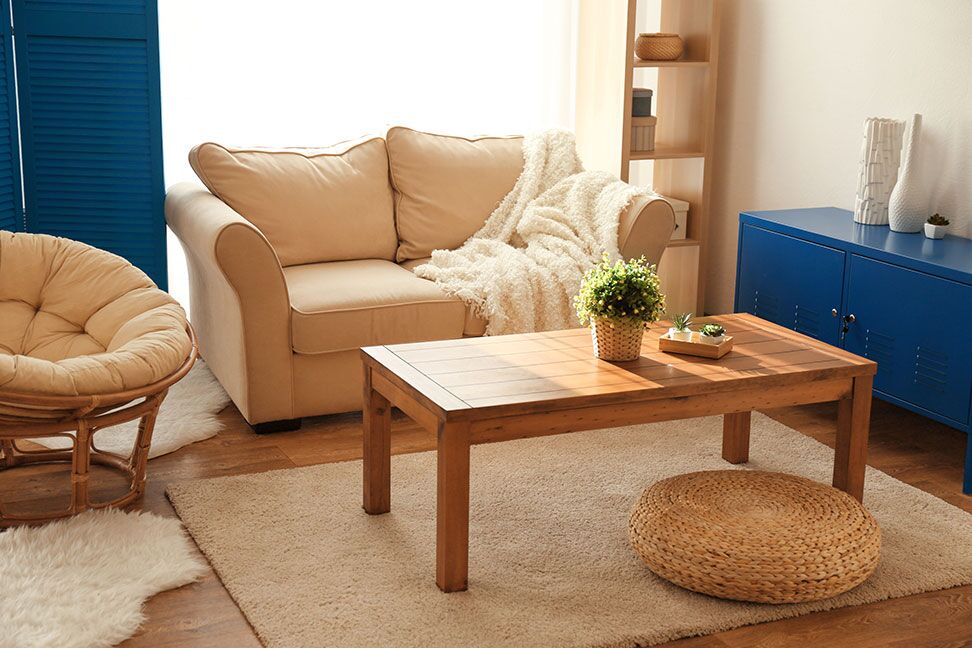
[735,226,844,345]
[735,208,972,494]
[843,255,972,426]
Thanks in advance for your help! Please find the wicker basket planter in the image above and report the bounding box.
[629,470,881,604]
[591,318,646,361]
[635,33,684,61]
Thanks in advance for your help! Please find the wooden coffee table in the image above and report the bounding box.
[360,313,877,592]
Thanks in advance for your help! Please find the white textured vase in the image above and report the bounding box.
[854,117,904,225]
[888,114,927,233]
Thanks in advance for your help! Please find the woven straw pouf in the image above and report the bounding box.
[628,470,881,604]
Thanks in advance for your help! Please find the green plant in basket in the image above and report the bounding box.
[575,254,666,361]
[574,254,666,326]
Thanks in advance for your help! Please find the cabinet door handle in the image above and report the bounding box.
[832,308,838,317]
[843,314,856,324]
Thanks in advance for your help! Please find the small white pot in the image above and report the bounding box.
[668,327,692,341]
[924,222,947,239]
[701,334,724,345]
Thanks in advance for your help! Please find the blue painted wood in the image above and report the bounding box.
[12,0,166,288]
[735,207,972,494]
[0,0,21,232]
[735,224,844,345]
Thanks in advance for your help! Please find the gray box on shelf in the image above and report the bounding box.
[632,88,653,117]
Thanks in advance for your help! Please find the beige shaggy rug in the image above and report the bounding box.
[32,361,230,459]
[0,509,207,648]
[167,413,972,648]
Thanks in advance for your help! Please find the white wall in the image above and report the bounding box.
[707,0,972,313]
[159,0,577,306]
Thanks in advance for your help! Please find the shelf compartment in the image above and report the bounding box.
[630,148,704,160]
[633,58,708,68]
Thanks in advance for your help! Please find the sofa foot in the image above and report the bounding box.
[251,418,302,434]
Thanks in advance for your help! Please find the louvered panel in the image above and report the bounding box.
[793,304,821,339]
[0,1,21,231]
[914,347,948,393]
[864,329,894,382]
[14,0,166,286]
[752,290,781,326]
[25,0,144,15]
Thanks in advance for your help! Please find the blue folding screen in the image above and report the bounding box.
[0,0,21,232]
[10,0,166,287]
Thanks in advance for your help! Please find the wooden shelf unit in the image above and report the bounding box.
[633,58,708,68]
[575,0,721,314]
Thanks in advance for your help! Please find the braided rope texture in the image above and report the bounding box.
[591,318,646,361]
[635,34,685,61]
[629,470,881,604]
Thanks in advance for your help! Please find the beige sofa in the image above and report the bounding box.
[166,127,675,432]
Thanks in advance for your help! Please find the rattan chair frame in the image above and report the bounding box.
[0,326,197,527]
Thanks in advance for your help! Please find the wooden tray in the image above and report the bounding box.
[658,332,733,359]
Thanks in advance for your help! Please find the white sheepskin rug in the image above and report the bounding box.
[415,129,656,334]
[32,361,230,459]
[0,509,208,648]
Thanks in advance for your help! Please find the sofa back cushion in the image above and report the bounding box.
[386,127,523,262]
[189,137,397,267]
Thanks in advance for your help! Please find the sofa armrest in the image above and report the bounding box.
[165,182,294,424]
[618,195,676,265]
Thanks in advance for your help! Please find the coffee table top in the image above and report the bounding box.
[360,313,876,421]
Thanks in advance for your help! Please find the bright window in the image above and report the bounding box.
[160,0,578,304]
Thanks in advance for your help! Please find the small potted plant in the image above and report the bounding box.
[699,323,726,345]
[668,312,693,341]
[575,254,666,361]
[924,213,949,239]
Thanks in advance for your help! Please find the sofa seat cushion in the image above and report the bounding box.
[386,127,524,262]
[285,260,467,354]
[399,258,486,336]
[189,138,397,267]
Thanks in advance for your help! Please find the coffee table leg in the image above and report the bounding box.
[833,375,873,503]
[722,411,751,464]
[436,420,470,592]
[363,366,391,515]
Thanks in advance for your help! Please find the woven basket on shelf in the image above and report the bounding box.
[635,33,684,61]
[628,470,881,604]
[590,318,646,361]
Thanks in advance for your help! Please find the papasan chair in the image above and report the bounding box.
[0,231,196,526]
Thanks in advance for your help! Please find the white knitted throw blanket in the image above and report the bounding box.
[414,129,652,335]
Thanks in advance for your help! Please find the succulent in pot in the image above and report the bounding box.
[699,323,726,345]
[668,312,694,341]
[575,253,666,361]
[924,213,949,240]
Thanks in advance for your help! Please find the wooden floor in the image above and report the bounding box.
[3,397,971,647]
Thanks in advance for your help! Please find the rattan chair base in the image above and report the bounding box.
[0,328,196,527]
[629,470,881,604]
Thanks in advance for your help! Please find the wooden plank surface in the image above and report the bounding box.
[371,315,876,421]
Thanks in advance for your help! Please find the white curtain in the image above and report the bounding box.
[160,0,578,304]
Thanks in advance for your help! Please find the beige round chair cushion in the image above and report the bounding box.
[629,470,881,604]
[0,231,191,396]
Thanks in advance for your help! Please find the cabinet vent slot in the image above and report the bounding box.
[864,330,894,375]
[914,347,948,393]
[753,291,780,325]
[793,305,820,338]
